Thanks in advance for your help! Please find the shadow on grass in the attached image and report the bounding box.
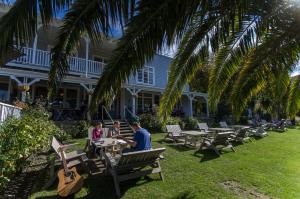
[193,149,220,162]
[33,169,161,199]
[171,191,196,199]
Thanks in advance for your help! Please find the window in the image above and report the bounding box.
[0,83,8,102]
[136,66,154,85]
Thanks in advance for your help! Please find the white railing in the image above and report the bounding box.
[0,102,22,123]
[10,47,104,76]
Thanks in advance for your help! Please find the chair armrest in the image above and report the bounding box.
[60,143,79,149]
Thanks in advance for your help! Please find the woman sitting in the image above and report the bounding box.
[92,122,103,141]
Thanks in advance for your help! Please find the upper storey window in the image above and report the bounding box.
[136,66,154,85]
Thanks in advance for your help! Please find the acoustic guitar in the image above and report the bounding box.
[57,147,84,197]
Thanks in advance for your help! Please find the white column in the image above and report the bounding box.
[85,38,89,78]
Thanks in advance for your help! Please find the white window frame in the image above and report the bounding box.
[136,66,155,86]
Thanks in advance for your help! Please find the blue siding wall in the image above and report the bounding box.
[127,54,190,91]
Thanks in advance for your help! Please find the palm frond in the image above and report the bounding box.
[90,0,203,111]
[287,76,300,118]
[0,0,72,63]
[48,0,136,96]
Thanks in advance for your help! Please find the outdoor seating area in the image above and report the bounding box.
[1,1,300,198]
[23,127,300,199]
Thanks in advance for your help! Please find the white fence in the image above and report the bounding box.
[11,47,104,76]
[0,102,22,123]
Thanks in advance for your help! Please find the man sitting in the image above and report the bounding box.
[120,122,152,152]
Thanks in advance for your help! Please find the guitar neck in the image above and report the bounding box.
[59,148,70,174]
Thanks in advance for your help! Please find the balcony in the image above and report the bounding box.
[8,47,104,76]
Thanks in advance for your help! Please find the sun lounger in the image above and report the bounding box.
[165,125,186,142]
[105,148,166,198]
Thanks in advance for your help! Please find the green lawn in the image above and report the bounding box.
[30,129,300,199]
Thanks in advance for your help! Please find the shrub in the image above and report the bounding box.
[139,113,163,133]
[183,116,198,130]
[0,106,68,192]
[68,120,91,138]
[139,113,184,133]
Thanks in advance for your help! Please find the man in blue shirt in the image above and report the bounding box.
[120,122,152,152]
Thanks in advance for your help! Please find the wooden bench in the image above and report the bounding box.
[105,148,166,198]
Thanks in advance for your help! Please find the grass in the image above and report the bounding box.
[30,129,300,199]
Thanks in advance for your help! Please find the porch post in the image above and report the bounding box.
[32,34,38,64]
[85,37,89,78]
[7,77,11,102]
[132,94,136,115]
[120,88,125,119]
[87,90,93,121]
[205,97,210,118]
[188,94,194,117]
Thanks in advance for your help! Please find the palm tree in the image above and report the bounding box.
[1,0,300,120]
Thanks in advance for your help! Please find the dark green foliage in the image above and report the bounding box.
[182,117,198,130]
[68,120,91,138]
[139,113,182,133]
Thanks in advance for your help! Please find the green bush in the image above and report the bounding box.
[183,116,198,130]
[139,113,184,133]
[139,113,163,133]
[0,106,67,192]
[68,120,91,138]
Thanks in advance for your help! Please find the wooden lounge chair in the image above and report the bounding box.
[231,127,252,143]
[219,121,228,128]
[197,122,213,133]
[198,132,235,156]
[105,148,166,198]
[165,125,186,143]
[52,136,88,169]
[248,127,268,137]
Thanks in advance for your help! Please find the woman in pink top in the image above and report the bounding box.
[92,122,103,140]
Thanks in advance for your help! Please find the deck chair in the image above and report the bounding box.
[248,127,268,137]
[219,121,228,128]
[197,123,213,133]
[165,125,186,143]
[231,127,252,143]
[51,136,88,169]
[105,148,166,198]
[199,132,235,156]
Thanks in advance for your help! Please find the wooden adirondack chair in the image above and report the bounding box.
[197,123,213,133]
[105,148,166,198]
[231,127,253,143]
[52,136,88,169]
[199,132,235,156]
[219,121,228,128]
[165,125,186,143]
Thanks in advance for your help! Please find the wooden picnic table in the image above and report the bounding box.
[181,131,208,147]
[229,125,251,130]
[209,127,234,133]
[93,138,127,158]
